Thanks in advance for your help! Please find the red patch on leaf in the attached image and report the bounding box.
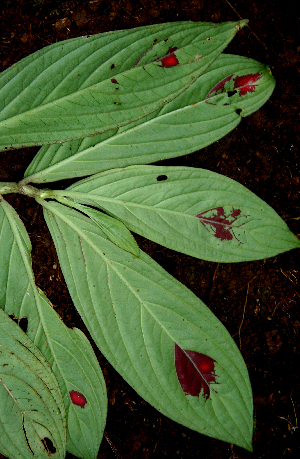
[175,344,217,398]
[206,74,233,99]
[111,78,119,84]
[69,390,87,408]
[195,207,242,241]
[157,52,179,68]
[206,72,261,99]
[233,73,261,95]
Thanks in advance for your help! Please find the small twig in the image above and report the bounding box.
[279,394,298,457]
[236,275,257,349]
[222,0,269,51]
[280,269,298,285]
[104,432,123,459]
[238,283,249,350]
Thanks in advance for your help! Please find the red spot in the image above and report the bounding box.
[69,390,87,408]
[195,207,242,241]
[157,52,179,68]
[111,78,119,84]
[175,344,217,398]
[233,73,261,95]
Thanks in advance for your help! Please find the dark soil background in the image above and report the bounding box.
[0,0,299,458]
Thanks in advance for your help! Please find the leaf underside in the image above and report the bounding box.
[0,308,66,459]
[24,53,275,183]
[0,198,107,459]
[42,200,253,451]
[61,165,300,263]
[0,20,247,151]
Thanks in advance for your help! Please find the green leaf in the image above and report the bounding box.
[0,308,66,459]
[0,21,246,151]
[56,196,140,257]
[57,165,300,262]
[24,53,275,183]
[0,198,107,459]
[42,200,253,451]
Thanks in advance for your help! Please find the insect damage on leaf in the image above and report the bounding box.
[206,72,262,101]
[69,390,87,408]
[175,344,217,398]
[195,207,242,242]
[42,437,56,454]
[8,313,28,333]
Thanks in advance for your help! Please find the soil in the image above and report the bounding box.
[0,1,299,458]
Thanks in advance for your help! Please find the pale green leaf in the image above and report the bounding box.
[0,21,246,151]
[56,196,140,257]
[0,198,107,459]
[0,308,66,459]
[57,165,300,262]
[42,200,253,451]
[24,54,275,183]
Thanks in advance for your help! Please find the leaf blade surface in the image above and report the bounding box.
[24,54,275,183]
[0,21,246,150]
[42,200,253,450]
[0,197,107,459]
[61,165,300,262]
[0,308,66,459]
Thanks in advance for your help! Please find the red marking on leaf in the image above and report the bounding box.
[157,52,179,68]
[175,344,217,398]
[206,72,261,100]
[133,46,154,67]
[206,74,233,99]
[195,207,242,241]
[69,390,87,408]
[167,46,178,54]
[233,73,261,95]
[111,78,119,84]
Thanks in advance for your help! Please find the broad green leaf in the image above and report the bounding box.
[58,165,300,262]
[42,200,253,451]
[0,21,246,151]
[56,196,140,257]
[24,54,275,183]
[0,198,107,459]
[0,308,66,459]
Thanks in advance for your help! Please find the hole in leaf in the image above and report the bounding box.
[228,90,237,97]
[156,175,168,181]
[8,314,28,332]
[42,437,56,453]
[110,63,115,69]
[175,344,218,398]
[19,317,28,333]
[70,390,87,408]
